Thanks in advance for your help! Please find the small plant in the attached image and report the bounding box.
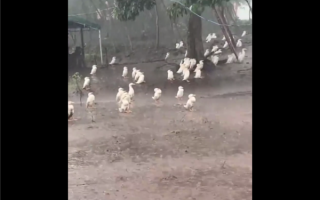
[68,72,84,106]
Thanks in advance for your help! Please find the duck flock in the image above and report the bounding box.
[68,30,248,121]
[68,64,197,121]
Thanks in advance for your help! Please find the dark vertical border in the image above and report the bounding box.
[0,0,67,199]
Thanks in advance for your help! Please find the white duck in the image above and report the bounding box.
[109,56,116,64]
[226,54,234,64]
[210,33,217,39]
[211,55,219,65]
[236,39,242,47]
[177,62,187,74]
[175,86,184,103]
[206,33,217,43]
[118,92,131,113]
[90,65,97,75]
[189,58,197,69]
[211,45,218,52]
[204,49,210,57]
[86,92,95,108]
[136,72,145,84]
[241,31,246,37]
[222,36,226,40]
[182,68,190,82]
[132,67,137,79]
[179,41,183,48]
[184,94,196,111]
[116,88,125,102]
[165,52,170,60]
[214,49,222,54]
[175,43,180,49]
[238,48,247,63]
[195,60,204,71]
[82,77,90,89]
[134,70,141,81]
[117,91,128,106]
[128,83,135,99]
[167,70,174,81]
[122,66,128,77]
[231,53,237,61]
[223,41,228,48]
[68,101,75,120]
[206,33,212,42]
[152,88,162,103]
[194,69,203,79]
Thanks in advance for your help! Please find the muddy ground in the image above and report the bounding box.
[68,46,252,200]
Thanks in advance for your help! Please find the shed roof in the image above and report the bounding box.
[68,16,101,30]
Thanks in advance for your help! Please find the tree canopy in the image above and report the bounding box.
[112,0,156,21]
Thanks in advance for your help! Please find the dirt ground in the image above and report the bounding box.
[68,46,252,200]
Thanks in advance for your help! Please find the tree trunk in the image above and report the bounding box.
[155,3,160,49]
[213,7,238,61]
[244,0,252,14]
[221,7,237,48]
[186,13,204,62]
[124,24,133,51]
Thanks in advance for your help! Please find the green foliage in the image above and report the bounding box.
[167,2,188,21]
[167,0,231,21]
[72,72,82,82]
[112,0,156,21]
[68,72,83,96]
